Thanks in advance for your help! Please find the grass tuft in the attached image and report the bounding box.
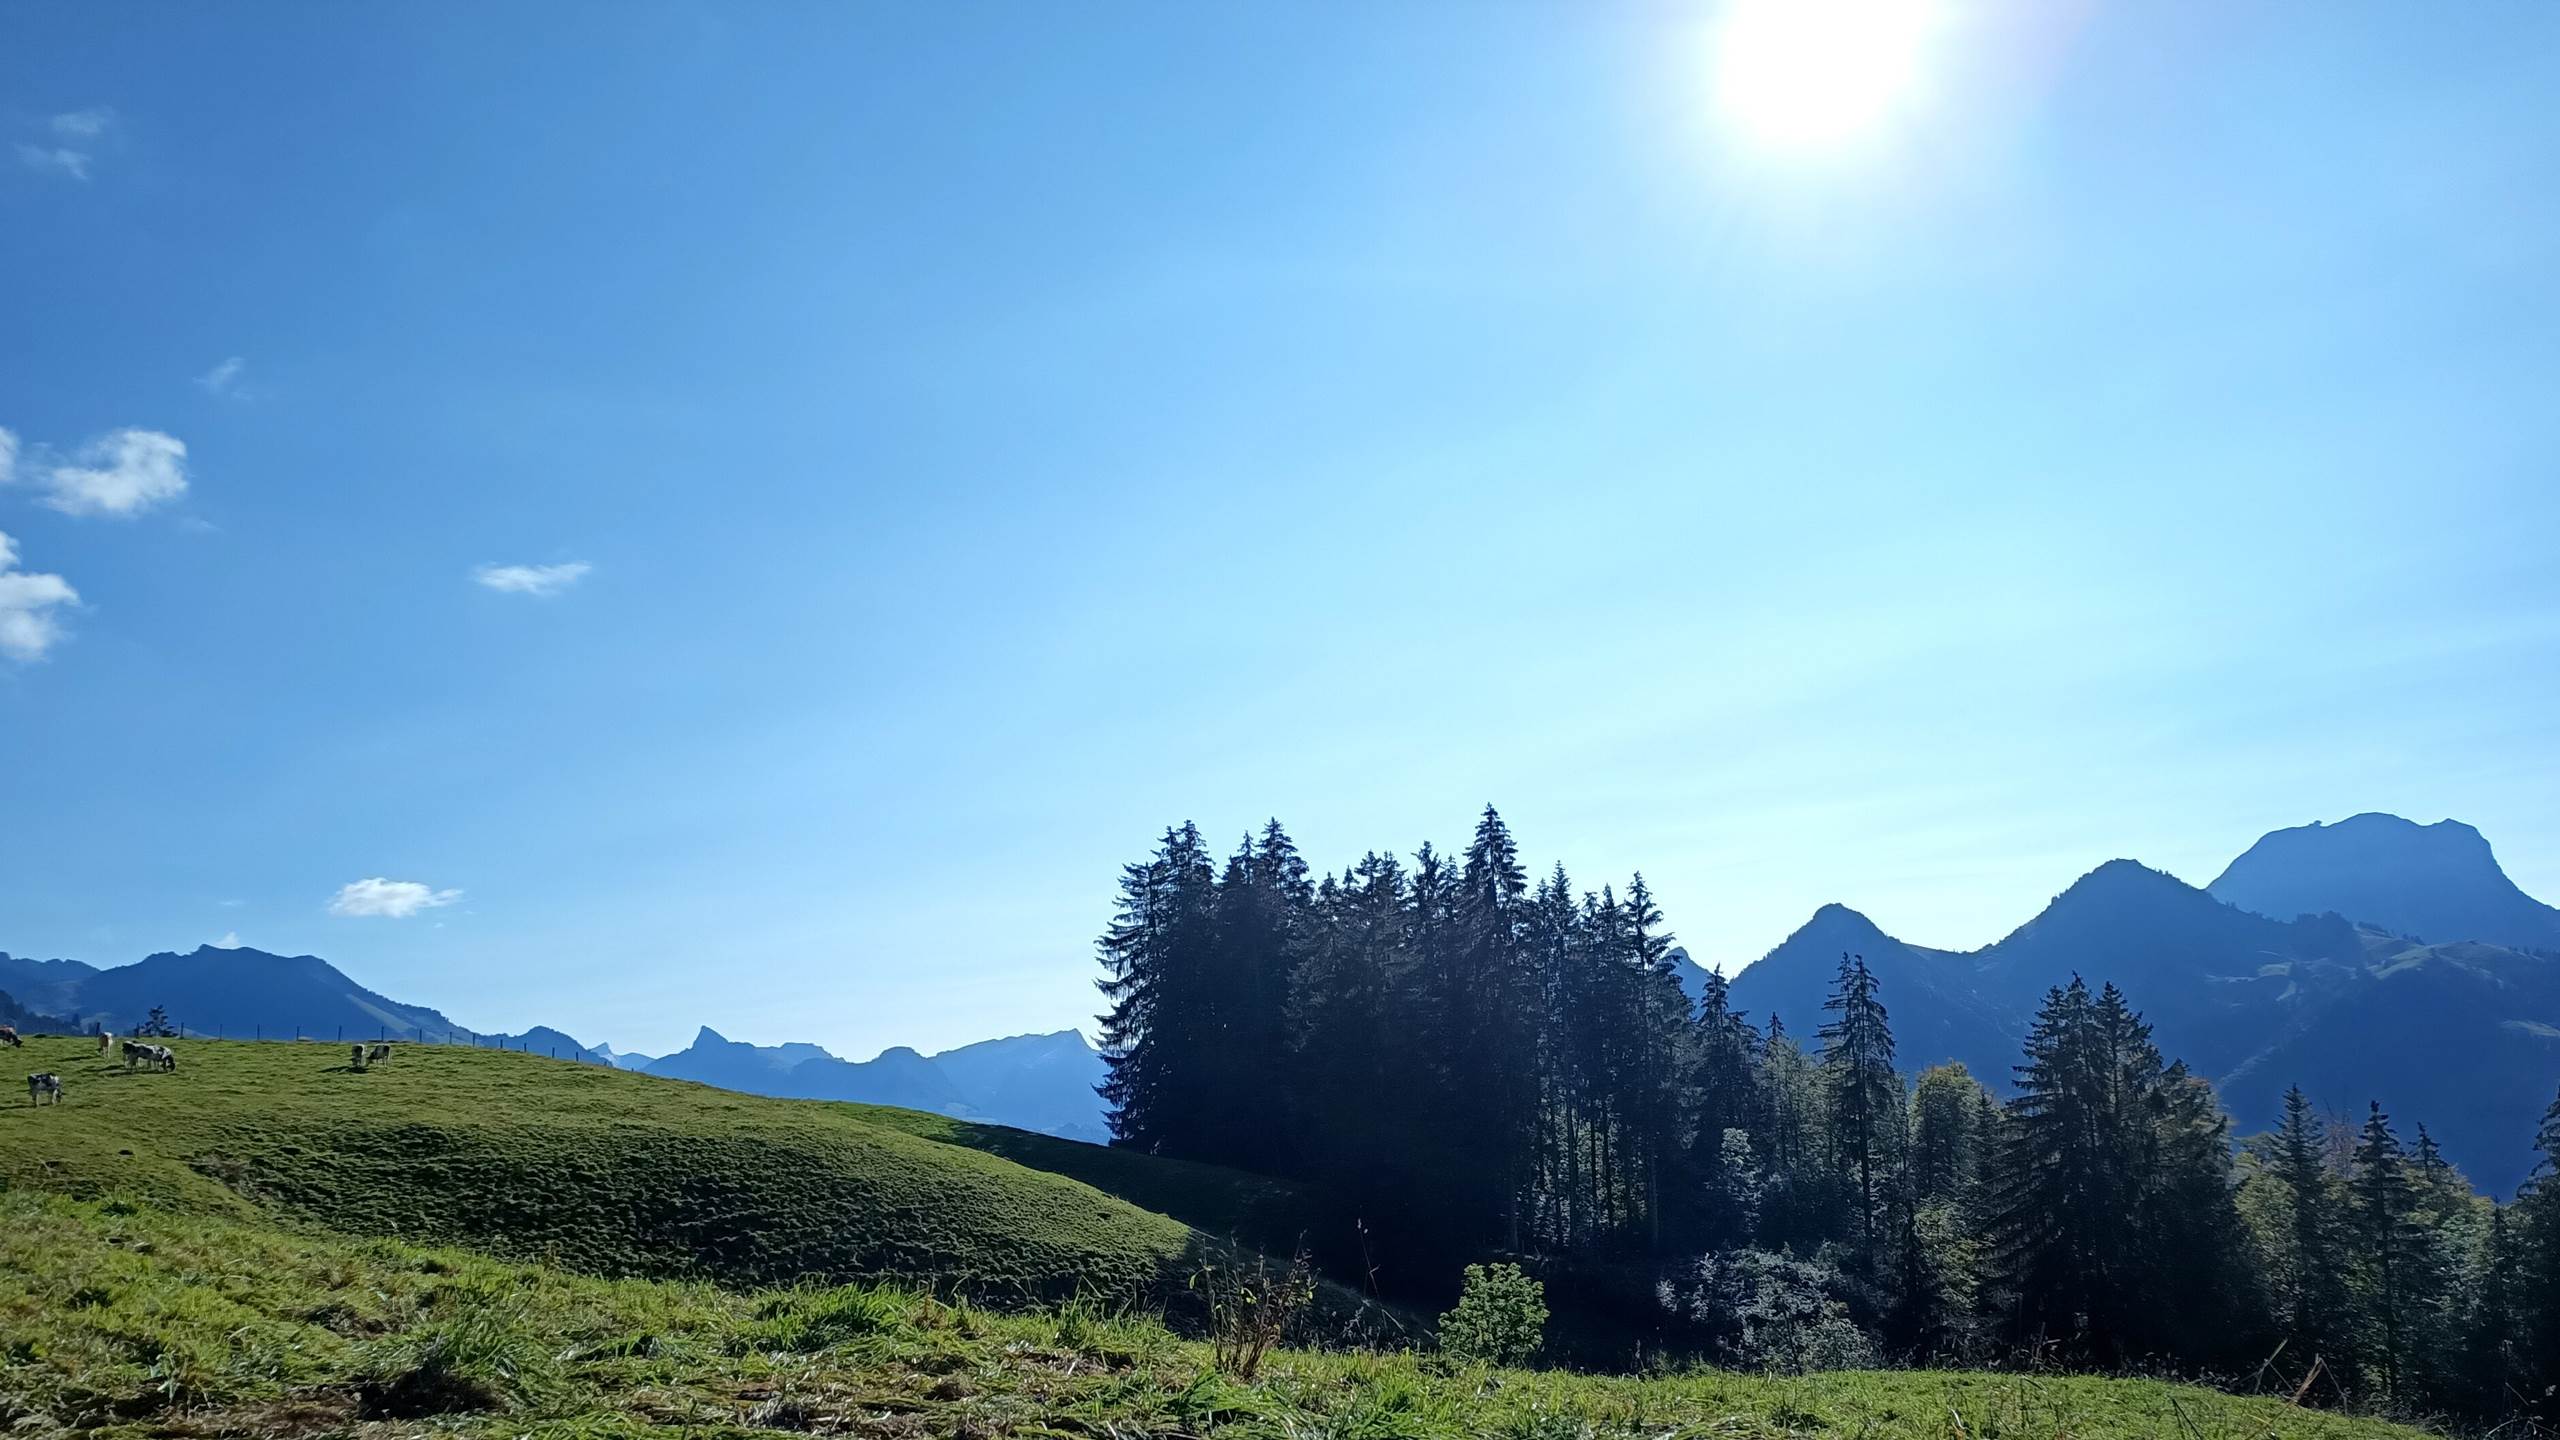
[357,1281,563,1416]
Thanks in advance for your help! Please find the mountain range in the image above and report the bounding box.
[1723,813,2560,1195]
[5,811,2553,1188]
[636,1025,1108,1141]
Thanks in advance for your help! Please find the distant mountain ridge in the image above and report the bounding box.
[639,1026,1108,1142]
[1727,815,2560,1195]
[0,944,602,1054]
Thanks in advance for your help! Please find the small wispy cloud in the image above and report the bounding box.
[38,428,189,517]
[15,143,90,180]
[0,529,80,662]
[211,931,243,949]
[195,356,248,397]
[474,561,591,597]
[52,109,113,140]
[16,108,113,181]
[328,877,463,919]
[0,426,16,487]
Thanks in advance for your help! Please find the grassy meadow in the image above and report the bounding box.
[0,1036,1293,1304]
[0,1037,2447,1439]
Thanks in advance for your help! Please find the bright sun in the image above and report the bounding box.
[1709,0,1947,158]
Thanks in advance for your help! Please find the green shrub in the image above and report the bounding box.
[1655,1249,1877,1374]
[1438,1263,1547,1368]
[1191,1252,1315,1380]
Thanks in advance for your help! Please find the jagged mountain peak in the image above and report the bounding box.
[2056,857,2197,902]
[1784,902,1898,950]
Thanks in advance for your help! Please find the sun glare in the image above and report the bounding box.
[1709,0,1948,159]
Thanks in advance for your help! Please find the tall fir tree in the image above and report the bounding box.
[1095,823,1219,1153]
[2269,1085,2356,1388]
[2350,1101,2423,1398]
[1818,952,1900,1275]
[2510,1085,2560,1423]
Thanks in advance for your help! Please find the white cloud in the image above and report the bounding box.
[195,356,247,396]
[0,530,80,661]
[474,561,591,597]
[40,428,188,517]
[52,108,113,140]
[17,109,112,181]
[329,877,463,918]
[0,426,16,486]
[15,142,91,181]
[212,931,243,949]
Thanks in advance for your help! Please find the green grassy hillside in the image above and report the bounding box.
[0,1190,2436,1440]
[0,1036,1296,1304]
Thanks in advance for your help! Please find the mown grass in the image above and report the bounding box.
[0,1192,2436,1440]
[0,1037,1256,1304]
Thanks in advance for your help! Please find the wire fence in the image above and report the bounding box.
[54,1019,614,1064]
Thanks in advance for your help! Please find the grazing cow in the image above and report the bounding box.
[123,1040,150,1070]
[151,1045,177,1073]
[27,1073,62,1105]
[367,1043,392,1063]
[351,1043,367,1071]
[0,1026,18,1049]
[97,1032,113,1054]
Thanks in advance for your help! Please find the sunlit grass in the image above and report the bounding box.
[0,1192,2433,1439]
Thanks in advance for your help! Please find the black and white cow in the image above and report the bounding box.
[27,1073,63,1105]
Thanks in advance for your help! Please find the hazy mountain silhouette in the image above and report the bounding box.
[638,1026,1108,1142]
[925,1030,1112,1139]
[0,986,79,1033]
[2210,812,2560,952]
[1727,815,2560,1194]
[0,953,102,1017]
[645,1027,969,1112]
[0,944,602,1054]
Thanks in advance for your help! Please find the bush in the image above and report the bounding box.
[1439,1263,1547,1368]
[1655,1249,1876,1374]
[1190,1251,1315,1380]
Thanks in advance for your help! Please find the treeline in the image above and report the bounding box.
[1096,808,2560,1420]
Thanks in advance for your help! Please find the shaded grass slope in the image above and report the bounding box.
[0,1191,2438,1440]
[0,1037,1264,1303]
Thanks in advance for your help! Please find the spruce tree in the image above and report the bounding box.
[2464,1204,2527,1417]
[1287,852,1410,1200]
[1459,806,1539,1249]
[2511,1084,2560,1424]
[1095,823,1219,1152]
[1689,966,1764,1248]
[2270,1085,2355,1388]
[1818,952,1900,1275]
[1620,872,1694,1252]
[2351,1101,2421,1397]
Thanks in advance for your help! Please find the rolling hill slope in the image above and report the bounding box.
[0,1036,1322,1306]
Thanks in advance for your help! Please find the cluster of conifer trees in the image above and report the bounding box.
[1096,808,2560,1420]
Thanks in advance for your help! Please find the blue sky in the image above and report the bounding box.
[4,2,2557,1059]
